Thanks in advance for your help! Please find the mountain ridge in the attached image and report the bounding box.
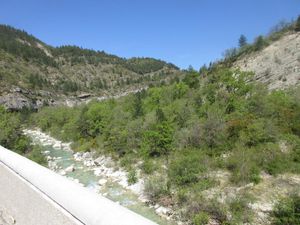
[0,24,183,110]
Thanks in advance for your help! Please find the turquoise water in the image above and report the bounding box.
[28,133,175,225]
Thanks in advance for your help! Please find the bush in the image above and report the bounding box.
[228,193,254,224]
[239,119,277,147]
[193,212,209,225]
[187,195,228,224]
[254,35,267,51]
[271,194,300,225]
[143,121,174,157]
[168,151,206,186]
[27,145,47,166]
[144,175,169,200]
[0,106,30,154]
[141,159,155,174]
[227,147,261,185]
[127,169,138,185]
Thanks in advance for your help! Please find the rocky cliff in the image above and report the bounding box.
[234,31,300,89]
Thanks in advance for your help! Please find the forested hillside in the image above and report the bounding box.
[29,66,300,224]
[0,25,182,110]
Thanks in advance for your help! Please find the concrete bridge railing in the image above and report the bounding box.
[0,145,157,225]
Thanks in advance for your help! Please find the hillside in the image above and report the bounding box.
[0,25,182,111]
[1,19,300,225]
[26,68,300,225]
[234,31,300,89]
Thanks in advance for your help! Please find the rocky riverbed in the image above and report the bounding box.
[24,129,177,225]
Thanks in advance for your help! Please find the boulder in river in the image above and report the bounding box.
[65,165,75,172]
[98,179,107,186]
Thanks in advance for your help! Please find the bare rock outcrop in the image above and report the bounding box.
[234,32,300,89]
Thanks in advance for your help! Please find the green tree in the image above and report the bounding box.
[254,35,266,51]
[132,92,144,118]
[295,15,300,32]
[182,69,199,89]
[0,106,30,154]
[238,34,247,48]
[143,121,173,157]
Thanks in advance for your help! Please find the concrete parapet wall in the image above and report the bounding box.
[0,146,157,225]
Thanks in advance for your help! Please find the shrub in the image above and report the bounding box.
[141,159,155,174]
[27,145,47,166]
[144,175,169,200]
[127,169,138,185]
[168,152,206,186]
[0,106,30,154]
[295,15,300,32]
[143,121,174,157]
[176,188,189,205]
[228,193,254,224]
[227,147,261,185]
[271,194,300,225]
[239,119,277,147]
[187,195,228,224]
[193,212,209,225]
[254,35,267,51]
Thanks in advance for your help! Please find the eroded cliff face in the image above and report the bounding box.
[234,32,300,89]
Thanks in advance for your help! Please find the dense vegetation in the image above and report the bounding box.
[0,24,180,96]
[271,194,300,225]
[0,25,56,66]
[55,46,178,74]
[29,66,300,224]
[0,106,46,165]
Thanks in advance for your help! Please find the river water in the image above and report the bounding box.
[25,130,175,225]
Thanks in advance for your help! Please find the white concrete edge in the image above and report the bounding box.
[0,146,158,225]
[0,161,84,225]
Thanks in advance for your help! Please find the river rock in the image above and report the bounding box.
[98,179,107,186]
[59,170,66,176]
[53,142,62,149]
[155,206,170,215]
[82,152,91,159]
[94,156,105,166]
[74,152,83,161]
[83,160,95,167]
[65,165,75,172]
[94,167,103,176]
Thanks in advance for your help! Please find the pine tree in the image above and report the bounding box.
[295,15,300,32]
[238,34,247,48]
[254,36,265,51]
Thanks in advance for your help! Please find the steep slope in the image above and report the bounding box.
[233,31,300,89]
[0,25,182,110]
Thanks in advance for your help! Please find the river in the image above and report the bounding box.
[24,129,176,225]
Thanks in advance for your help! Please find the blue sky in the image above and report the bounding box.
[0,0,299,69]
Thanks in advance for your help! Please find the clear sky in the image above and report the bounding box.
[0,0,299,69]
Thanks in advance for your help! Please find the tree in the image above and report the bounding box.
[254,36,265,51]
[295,15,300,32]
[182,69,200,89]
[143,121,173,157]
[0,106,30,154]
[156,107,166,122]
[132,91,144,118]
[238,34,247,48]
[223,48,238,60]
